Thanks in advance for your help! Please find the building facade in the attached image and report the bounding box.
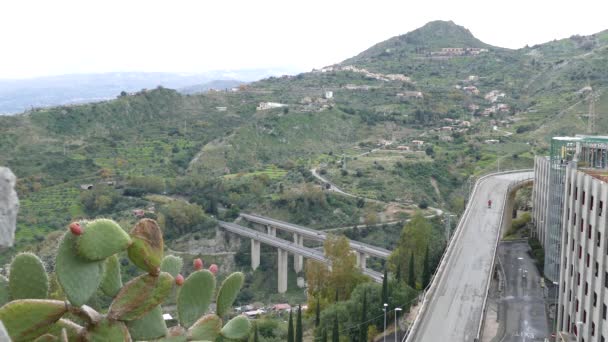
[533,156,550,248]
[557,165,608,341]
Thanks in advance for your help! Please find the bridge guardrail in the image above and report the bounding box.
[404,169,533,342]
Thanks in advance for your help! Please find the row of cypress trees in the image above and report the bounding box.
[286,305,304,342]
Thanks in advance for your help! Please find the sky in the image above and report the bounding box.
[1,0,607,79]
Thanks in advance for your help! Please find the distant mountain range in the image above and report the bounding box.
[0,68,299,115]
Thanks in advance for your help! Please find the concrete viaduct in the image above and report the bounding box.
[218,214,387,293]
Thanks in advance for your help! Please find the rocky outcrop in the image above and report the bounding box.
[0,167,18,248]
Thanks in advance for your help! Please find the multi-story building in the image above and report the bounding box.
[533,155,550,248]
[552,136,608,341]
[534,137,580,283]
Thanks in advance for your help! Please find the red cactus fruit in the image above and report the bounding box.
[69,222,82,235]
[175,274,184,286]
[193,258,203,271]
[209,264,218,275]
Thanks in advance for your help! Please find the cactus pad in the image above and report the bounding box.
[187,314,222,341]
[215,272,244,318]
[161,255,184,277]
[76,219,132,261]
[46,319,82,341]
[83,318,131,342]
[9,252,49,300]
[108,272,173,321]
[0,299,67,342]
[127,219,164,275]
[55,232,104,306]
[101,254,122,297]
[126,305,167,340]
[220,315,251,340]
[177,270,216,328]
[0,275,9,306]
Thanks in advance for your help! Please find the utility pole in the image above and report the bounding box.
[587,90,596,135]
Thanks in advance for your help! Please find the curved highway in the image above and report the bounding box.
[218,221,384,282]
[407,171,533,342]
[239,213,391,259]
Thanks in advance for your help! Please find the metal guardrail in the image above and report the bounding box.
[404,169,533,342]
[239,213,391,259]
[218,221,384,283]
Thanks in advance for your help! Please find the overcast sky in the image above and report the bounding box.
[1,0,607,79]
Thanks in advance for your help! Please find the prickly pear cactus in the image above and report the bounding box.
[55,231,105,306]
[215,272,245,318]
[76,219,132,261]
[101,254,123,297]
[177,270,216,328]
[128,219,164,275]
[108,272,173,321]
[187,314,222,340]
[160,255,183,277]
[0,217,251,342]
[0,299,67,342]
[0,275,9,306]
[126,305,167,340]
[9,252,49,300]
[82,317,131,342]
[220,315,251,340]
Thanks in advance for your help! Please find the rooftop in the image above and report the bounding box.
[580,168,608,183]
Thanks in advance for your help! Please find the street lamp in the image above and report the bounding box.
[383,303,388,342]
[394,308,402,342]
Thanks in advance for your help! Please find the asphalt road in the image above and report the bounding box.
[410,171,533,342]
[498,241,549,342]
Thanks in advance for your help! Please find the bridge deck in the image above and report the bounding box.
[218,221,383,282]
[239,213,390,259]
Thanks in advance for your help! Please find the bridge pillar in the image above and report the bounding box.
[251,239,260,270]
[266,225,276,237]
[293,233,304,273]
[356,252,368,269]
[278,248,288,293]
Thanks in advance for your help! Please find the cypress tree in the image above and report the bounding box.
[296,305,303,342]
[408,251,416,289]
[288,309,294,342]
[381,267,388,306]
[422,244,431,288]
[253,322,259,342]
[359,289,368,342]
[315,296,321,327]
[332,314,339,342]
[322,327,328,342]
[395,260,402,282]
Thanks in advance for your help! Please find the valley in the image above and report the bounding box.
[1,19,608,341]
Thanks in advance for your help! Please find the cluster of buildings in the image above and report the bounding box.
[313,65,412,83]
[532,135,608,341]
[430,47,489,57]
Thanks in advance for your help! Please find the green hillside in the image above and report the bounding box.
[1,20,608,259]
